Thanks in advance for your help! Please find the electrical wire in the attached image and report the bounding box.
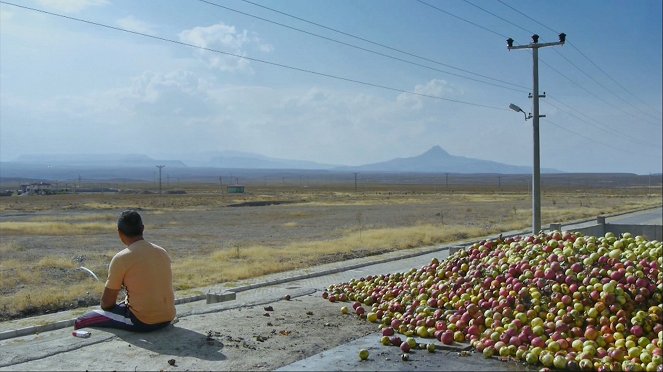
[415,0,660,146]
[239,0,530,91]
[462,0,534,36]
[550,48,660,125]
[538,59,660,127]
[0,1,508,111]
[416,0,509,39]
[431,0,661,127]
[496,0,662,122]
[544,96,660,148]
[568,43,662,117]
[544,118,640,156]
[197,0,528,93]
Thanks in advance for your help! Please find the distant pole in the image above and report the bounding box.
[507,33,566,234]
[354,172,358,192]
[219,176,223,195]
[156,165,165,194]
[445,173,449,188]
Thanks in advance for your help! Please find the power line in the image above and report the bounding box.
[0,1,507,111]
[438,0,661,126]
[568,43,662,117]
[538,58,659,127]
[419,0,648,124]
[417,0,509,39]
[197,0,528,93]
[495,0,557,34]
[545,95,660,148]
[496,0,662,122]
[549,48,660,125]
[417,0,660,159]
[239,0,529,91]
[462,0,534,36]
[544,118,640,156]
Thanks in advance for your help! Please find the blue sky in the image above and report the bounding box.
[1,0,661,173]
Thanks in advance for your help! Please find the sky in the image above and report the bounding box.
[0,0,661,174]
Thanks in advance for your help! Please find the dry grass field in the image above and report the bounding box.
[0,180,660,320]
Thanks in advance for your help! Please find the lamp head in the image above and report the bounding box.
[509,103,523,113]
[559,33,566,43]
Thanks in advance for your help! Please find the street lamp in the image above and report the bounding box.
[509,103,532,121]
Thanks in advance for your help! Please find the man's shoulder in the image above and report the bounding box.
[117,240,169,260]
[112,247,132,260]
[146,241,169,254]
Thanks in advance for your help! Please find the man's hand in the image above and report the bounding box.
[100,287,121,311]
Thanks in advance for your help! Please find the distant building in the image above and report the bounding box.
[226,185,245,194]
[19,182,53,195]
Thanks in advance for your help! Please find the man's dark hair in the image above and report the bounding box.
[117,210,144,237]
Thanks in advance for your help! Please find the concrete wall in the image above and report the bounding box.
[551,221,662,241]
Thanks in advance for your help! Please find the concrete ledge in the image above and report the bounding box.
[206,292,237,304]
[448,246,465,256]
[0,319,75,341]
[174,294,205,305]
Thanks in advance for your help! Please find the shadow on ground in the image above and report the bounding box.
[106,325,226,361]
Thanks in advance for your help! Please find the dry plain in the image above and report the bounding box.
[0,181,661,321]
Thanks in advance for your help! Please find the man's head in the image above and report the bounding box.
[117,210,144,239]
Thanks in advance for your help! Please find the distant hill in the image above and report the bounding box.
[6,146,561,177]
[13,154,186,168]
[337,146,560,174]
[205,151,335,170]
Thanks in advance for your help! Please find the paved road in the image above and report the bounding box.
[606,207,662,225]
[564,206,662,228]
[0,207,660,371]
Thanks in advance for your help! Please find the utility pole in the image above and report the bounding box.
[156,165,165,194]
[354,172,358,192]
[507,33,566,235]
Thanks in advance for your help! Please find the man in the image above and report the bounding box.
[74,210,176,332]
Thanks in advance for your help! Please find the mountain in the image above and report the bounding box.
[338,145,559,174]
[4,146,561,178]
[12,154,186,168]
[205,152,336,170]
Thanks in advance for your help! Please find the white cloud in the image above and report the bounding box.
[116,15,157,36]
[0,8,13,22]
[178,22,272,73]
[35,0,108,13]
[397,79,460,110]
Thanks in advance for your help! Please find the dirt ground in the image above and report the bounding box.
[170,294,377,371]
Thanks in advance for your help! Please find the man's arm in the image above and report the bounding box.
[100,287,121,311]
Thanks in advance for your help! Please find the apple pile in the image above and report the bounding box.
[323,231,663,371]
